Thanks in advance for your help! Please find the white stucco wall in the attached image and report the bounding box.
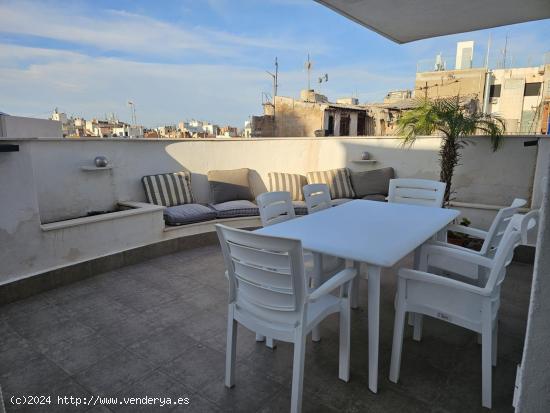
[24,135,539,223]
[0,135,545,284]
[0,115,62,138]
[516,157,550,413]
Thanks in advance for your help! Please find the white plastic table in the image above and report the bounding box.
[256,199,460,393]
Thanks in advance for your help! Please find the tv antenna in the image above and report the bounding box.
[305,53,313,90]
[127,101,137,126]
[501,33,509,69]
[266,57,279,103]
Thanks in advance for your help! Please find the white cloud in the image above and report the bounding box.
[0,44,412,125]
[0,1,319,59]
[0,44,271,125]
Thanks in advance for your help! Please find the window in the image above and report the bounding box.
[339,114,350,136]
[327,115,334,136]
[357,112,366,136]
[489,84,501,98]
[524,82,541,97]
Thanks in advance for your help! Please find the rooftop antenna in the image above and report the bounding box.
[502,33,509,69]
[128,101,137,126]
[266,57,278,103]
[305,53,313,90]
[484,34,492,69]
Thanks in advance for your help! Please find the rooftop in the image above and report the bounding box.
[0,244,532,412]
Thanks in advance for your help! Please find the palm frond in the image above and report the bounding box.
[396,96,505,202]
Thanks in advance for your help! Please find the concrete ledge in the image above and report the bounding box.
[163,216,261,238]
[41,202,164,231]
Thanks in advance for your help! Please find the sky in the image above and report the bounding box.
[0,0,548,127]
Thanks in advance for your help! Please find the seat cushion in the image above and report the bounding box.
[350,167,394,198]
[208,168,253,204]
[142,171,195,206]
[307,168,355,199]
[362,194,387,202]
[331,198,353,207]
[268,172,307,201]
[292,200,308,215]
[163,203,217,226]
[209,200,259,219]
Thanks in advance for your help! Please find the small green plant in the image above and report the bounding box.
[447,217,483,250]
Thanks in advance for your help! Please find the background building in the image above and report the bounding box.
[414,42,550,134]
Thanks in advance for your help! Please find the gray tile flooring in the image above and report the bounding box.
[0,244,532,412]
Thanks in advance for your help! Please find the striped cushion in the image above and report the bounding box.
[142,171,195,206]
[268,172,307,201]
[306,168,356,199]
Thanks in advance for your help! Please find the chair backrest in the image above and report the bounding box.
[216,224,308,327]
[388,178,446,207]
[256,191,295,227]
[303,183,332,214]
[484,226,522,292]
[480,198,527,256]
[518,209,539,245]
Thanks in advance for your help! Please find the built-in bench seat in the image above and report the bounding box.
[142,167,395,228]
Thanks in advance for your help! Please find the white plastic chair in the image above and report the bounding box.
[303,183,332,213]
[427,198,527,281]
[257,191,296,227]
[256,191,345,342]
[216,224,356,413]
[389,224,523,408]
[388,178,446,208]
[302,184,357,309]
[388,178,446,325]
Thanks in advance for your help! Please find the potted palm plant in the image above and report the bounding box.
[396,96,505,204]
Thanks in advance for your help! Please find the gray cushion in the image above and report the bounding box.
[208,168,253,204]
[331,198,353,207]
[362,194,387,202]
[350,167,395,198]
[292,201,308,215]
[209,200,259,219]
[163,203,216,226]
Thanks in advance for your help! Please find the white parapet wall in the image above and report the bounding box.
[0,135,545,284]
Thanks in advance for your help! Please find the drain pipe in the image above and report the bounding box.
[482,70,493,115]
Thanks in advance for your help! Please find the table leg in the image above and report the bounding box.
[367,265,381,393]
[408,247,422,326]
[311,252,322,342]
[351,261,361,309]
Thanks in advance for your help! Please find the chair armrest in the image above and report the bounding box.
[399,268,490,296]
[308,268,357,301]
[447,224,488,240]
[427,240,483,255]
[421,243,493,272]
